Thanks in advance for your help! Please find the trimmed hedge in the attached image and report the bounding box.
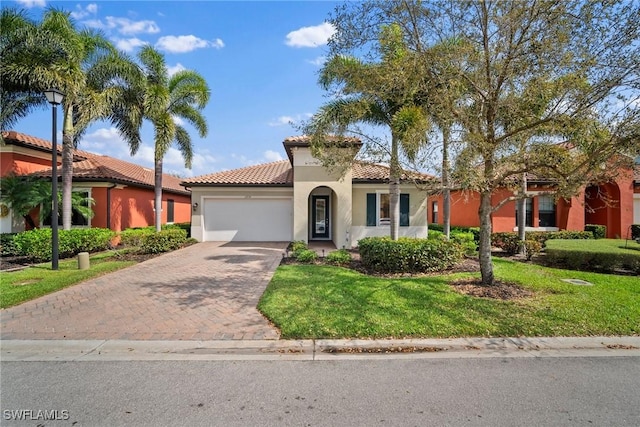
[358,237,463,273]
[13,228,115,262]
[545,239,640,274]
[1,233,20,256]
[492,231,594,255]
[585,224,606,239]
[119,228,154,247]
[139,229,187,254]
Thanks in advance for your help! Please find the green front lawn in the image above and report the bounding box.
[1,252,136,308]
[258,258,640,339]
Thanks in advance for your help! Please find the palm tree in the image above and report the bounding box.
[136,45,209,231]
[1,8,143,229]
[0,174,93,229]
[307,24,430,240]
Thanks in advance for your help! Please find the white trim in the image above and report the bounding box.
[512,226,559,232]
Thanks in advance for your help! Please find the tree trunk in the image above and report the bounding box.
[517,173,527,255]
[61,107,74,230]
[478,190,494,285]
[389,133,401,240]
[154,156,163,232]
[442,125,451,239]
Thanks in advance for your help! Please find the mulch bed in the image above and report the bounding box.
[0,250,162,272]
[449,277,534,300]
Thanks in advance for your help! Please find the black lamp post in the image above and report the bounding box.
[44,89,64,270]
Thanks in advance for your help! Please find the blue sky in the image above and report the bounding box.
[10,0,342,177]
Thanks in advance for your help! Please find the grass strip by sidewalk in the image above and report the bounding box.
[1,252,135,309]
[258,258,640,339]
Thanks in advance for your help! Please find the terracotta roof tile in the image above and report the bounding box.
[2,131,189,195]
[183,160,293,186]
[183,159,433,186]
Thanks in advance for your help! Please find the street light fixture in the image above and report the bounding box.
[44,88,64,270]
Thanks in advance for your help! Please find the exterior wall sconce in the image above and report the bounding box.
[193,202,198,212]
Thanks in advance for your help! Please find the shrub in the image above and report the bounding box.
[520,240,542,261]
[526,230,593,245]
[545,240,640,274]
[428,223,444,232]
[585,224,606,239]
[427,230,444,240]
[0,233,20,256]
[295,249,318,263]
[119,228,154,247]
[326,249,352,266]
[13,228,115,262]
[450,231,477,256]
[358,237,463,273]
[631,224,640,240]
[491,232,521,255]
[139,229,187,254]
[290,240,308,255]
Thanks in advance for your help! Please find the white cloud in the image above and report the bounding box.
[15,0,46,7]
[268,113,312,127]
[114,37,147,53]
[83,16,160,35]
[70,3,97,19]
[231,151,285,166]
[264,150,283,162]
[167,63,187,77]
[172,116,185,126]
[285,22,335,48]
[156,35,224,53]
[306,56,327,66]
[268,116,295,127]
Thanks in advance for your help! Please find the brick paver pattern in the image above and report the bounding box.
[1,242,286,340]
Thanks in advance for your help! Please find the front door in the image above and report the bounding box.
[311,195,330,239]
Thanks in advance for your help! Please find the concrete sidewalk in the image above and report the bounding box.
[2,336,639,361]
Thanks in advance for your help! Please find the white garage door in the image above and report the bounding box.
[203,198,293,241]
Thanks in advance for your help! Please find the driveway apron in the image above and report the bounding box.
[1,242,287,340]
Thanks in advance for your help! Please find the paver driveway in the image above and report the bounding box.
[1,242,287,340]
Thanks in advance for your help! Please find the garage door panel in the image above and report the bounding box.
[203,198,292,241]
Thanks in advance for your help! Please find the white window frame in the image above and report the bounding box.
[377,191,390,226]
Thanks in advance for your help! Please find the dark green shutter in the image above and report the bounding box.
[366,193,376,226]
[400,194,409,226]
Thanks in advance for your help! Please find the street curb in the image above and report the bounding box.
[1,336,639,361]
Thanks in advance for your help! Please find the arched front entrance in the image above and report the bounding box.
[585,183,621,238]
[308,186,336,242]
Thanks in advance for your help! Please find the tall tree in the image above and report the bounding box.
[327,0,640,285]
[136,45,209,232]
[306,23,431,240]
[1,8,143,229]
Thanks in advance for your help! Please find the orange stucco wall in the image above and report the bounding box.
[1,152,54,176]
[1,149,191,233]
[431,170,633,237]
[91,186,191,232]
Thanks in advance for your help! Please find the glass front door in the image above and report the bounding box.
[312,195,330,239]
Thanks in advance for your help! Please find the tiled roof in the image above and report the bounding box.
[2,131,189,195]
[183,160,293,186]
[183,159,433,186]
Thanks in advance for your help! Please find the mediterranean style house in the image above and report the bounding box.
[429,164,639,239]
[182,136,430,248]
[0,131,191,233]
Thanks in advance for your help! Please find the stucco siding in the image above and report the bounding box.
[350,184,428,247]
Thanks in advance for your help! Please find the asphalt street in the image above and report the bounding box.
[2,356,639,426]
